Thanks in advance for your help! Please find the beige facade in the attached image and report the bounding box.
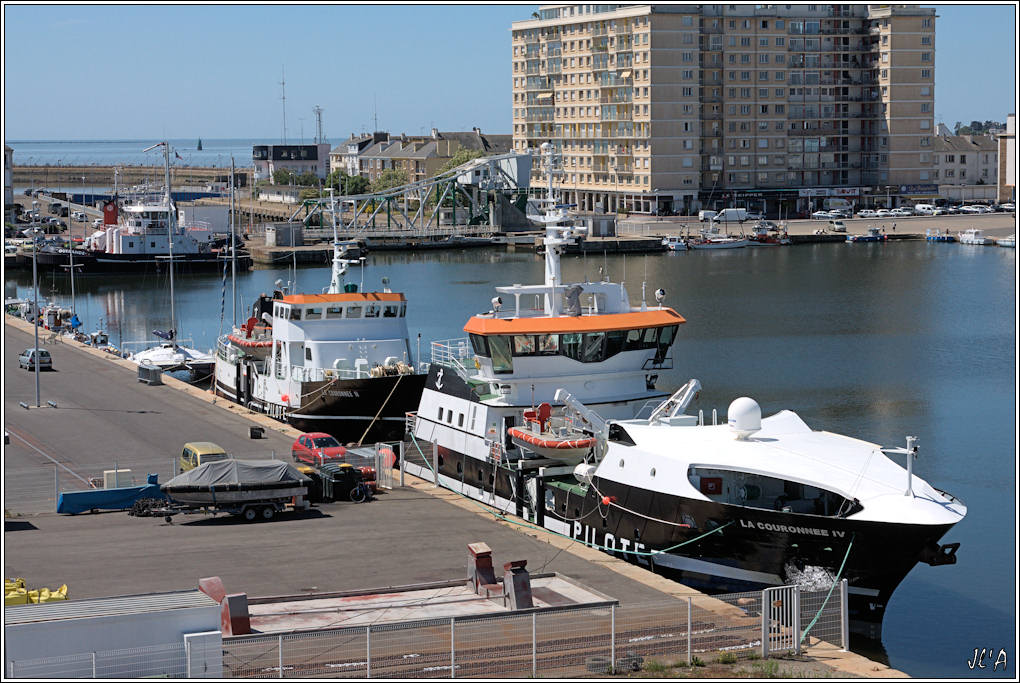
[998,114,1015,203]
[932,127,998,187]
[512,4,936,215]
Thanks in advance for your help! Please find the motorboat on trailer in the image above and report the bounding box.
[214,228,426,444]
[161,459,310,507]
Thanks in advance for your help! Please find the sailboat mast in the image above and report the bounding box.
[230,157,237,327]
[163,142,176,340]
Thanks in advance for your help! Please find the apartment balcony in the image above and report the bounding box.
[600,93,633,104]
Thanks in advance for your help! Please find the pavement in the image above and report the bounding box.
[2,315,904,677]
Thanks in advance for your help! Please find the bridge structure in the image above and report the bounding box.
[286,152,536,237]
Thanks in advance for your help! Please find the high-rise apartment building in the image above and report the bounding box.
[511,4,936,216]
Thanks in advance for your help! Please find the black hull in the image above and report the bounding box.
[36,249,252,273]
[411,442,959,642]
[217,372,426,444]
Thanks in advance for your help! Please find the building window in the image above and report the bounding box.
[921,53,931,62]
[921,69,931,78]
[921,35,932,45]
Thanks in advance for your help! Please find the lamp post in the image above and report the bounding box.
[31,227,43,407]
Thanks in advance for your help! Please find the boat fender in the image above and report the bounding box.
[600,495,617,506]
[281,394,290,404]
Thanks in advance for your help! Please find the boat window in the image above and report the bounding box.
[537,334,559,354]
[488,336,514,374]
[326,306,342,319]
[609,423,636,446]
[383,305,398,318]
[625,328,643,350]
[305,347,312,361]
[687,466,856,517]
[446,410,453,424]
[306,307,322,320]
[469,334,489,357]
[581,332,606,363]
[513,335,536,355]
[642,327,658,345]
[438,407,444,421]
[346,305,362,318]
[605,329,627,357]
[399,303,407,317]
[458,413,465,427]
[365,305,380,318]
[289,307,301,321]
[275,306,284,319]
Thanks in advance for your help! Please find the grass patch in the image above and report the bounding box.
[691,656,706,668]
[716,652,738,665]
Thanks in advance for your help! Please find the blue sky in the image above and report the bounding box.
[2,4,1016,140]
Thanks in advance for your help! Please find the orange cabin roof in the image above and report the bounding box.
[463,308,685,336]
[280,292,405,305]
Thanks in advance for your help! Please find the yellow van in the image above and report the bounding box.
[179,442,229,474]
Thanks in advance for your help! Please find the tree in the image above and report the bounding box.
[371,168,408,193]
[439,149,485,176]
[295,171,320,187]
[345,175,370,195]
[272,169,295,185]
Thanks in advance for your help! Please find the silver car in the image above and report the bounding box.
[18,348,52,370]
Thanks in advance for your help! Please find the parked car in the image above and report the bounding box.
[92,218,104,227]
[744,211,764,221]
[1001,202,1015,212]
[932,207,952,216]
[857,209,877,218]
[292,432,348,465]
[712,208,749,223]
[828,220,847,233]
[811,210,834,220]
[178,441,229,474]
[18,348,52,371]
[875,209,894,218]
[698,210,718,222]
[958,205,983,214]
[891,208,914,217]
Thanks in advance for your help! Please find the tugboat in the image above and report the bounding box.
[214,226,426,444]
[403,144,966,641]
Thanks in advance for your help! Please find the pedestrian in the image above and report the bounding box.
[892,222,896,232]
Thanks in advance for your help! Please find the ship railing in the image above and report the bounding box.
[405,411,418,437]
[430,337,475,379]
[289,364,371,383]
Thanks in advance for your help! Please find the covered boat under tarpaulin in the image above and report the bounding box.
[57,473,165,515]
[161,460,310,506]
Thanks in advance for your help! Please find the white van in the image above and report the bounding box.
[698,210,718,222]
[914,204,936,215]
[712,208,748,223]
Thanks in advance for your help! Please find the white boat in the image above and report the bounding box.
[123,142,215,376]
[958,229,995,245]
[688,227,749,249]
[661,235,688,251]
[214,194,426,444]
[996,234,1015,248]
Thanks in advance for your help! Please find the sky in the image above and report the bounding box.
[2,3,1016,141]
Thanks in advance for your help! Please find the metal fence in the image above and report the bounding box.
[218,586,846,678]
[5,584,847,678]
[8,642,187,679]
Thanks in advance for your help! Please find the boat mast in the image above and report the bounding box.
[230,156,237,327]
[326,189,347,294]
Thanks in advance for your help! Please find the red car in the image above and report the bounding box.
[291,432,347,465]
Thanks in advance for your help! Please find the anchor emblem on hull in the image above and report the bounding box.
[435,368,444,390]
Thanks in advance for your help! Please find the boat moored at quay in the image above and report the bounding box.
[214,237,426,444]
[402,143,966,642]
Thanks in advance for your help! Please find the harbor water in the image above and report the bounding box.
[6,138,270,168]
[5,241,1015,677]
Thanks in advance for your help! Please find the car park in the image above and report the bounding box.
[18,348,52,370]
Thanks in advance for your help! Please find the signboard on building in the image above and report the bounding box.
[899,184,939,195]
[798,187,862,197]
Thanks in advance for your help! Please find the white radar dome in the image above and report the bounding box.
[728,397,761,440]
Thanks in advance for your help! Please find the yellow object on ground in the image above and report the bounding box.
[5,589,30,605]
[4,577,26,592]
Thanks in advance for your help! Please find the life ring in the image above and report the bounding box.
[226,333,272,348]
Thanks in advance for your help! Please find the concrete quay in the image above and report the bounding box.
[1,314,905,677]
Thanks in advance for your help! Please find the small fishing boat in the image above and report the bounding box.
[995,234,1015,248]
[747,221,790,246]
[688,227,749,249]
[661,235,688,251]
[847,227,887,243]
[925,229,955,243]
[958,229,994,245]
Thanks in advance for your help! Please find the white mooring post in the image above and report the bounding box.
[687,597,693,665]
[761,588,769,658]
[433,447,439,487]
[278,634,283,678]
[92,651,97,678]
[793,585,802,656]
[840,579,850,651]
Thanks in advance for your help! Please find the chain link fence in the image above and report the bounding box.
[8,642,186,679]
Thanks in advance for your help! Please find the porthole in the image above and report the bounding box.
[618,459,625,467]
[456,462,463,475]
[650,468,656,477]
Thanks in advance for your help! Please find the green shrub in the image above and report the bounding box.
[717,652,738,664]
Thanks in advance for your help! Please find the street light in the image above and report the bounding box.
[30,227,43,407]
